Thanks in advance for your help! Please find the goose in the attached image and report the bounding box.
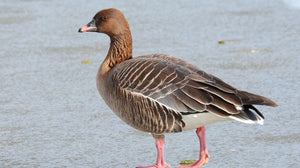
[78,8,278,168]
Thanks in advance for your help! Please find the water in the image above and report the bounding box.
[1,0,299,167]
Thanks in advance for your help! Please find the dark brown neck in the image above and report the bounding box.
[106,31,132,68]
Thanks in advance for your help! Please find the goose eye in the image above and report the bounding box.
[100,16,108,21]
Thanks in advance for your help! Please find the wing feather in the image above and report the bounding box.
[111,54,277,132]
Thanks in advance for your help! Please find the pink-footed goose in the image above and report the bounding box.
[78,8,278,168]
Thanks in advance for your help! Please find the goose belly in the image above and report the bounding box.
[182,112,230,131]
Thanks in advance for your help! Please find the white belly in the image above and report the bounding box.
[182,112,230,131]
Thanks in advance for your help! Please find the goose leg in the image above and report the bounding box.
[137,134,170,168]
[178,126,210,168]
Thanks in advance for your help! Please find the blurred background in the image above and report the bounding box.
[1,0,299,167]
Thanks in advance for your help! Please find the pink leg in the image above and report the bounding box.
[137,140,170,168]
[178,126,210,168]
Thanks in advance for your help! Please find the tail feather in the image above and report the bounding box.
[229,105,264,125]
[238,91,278,107]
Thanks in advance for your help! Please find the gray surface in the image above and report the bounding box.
[1,0,299,167]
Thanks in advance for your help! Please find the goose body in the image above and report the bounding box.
[79,8,277,168]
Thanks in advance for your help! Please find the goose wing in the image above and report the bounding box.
[111,54,277,131]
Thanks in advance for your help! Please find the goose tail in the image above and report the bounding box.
[230,105,265,125]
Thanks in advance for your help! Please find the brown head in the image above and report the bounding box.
[78,8,130,37]
[79,8,133,69]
